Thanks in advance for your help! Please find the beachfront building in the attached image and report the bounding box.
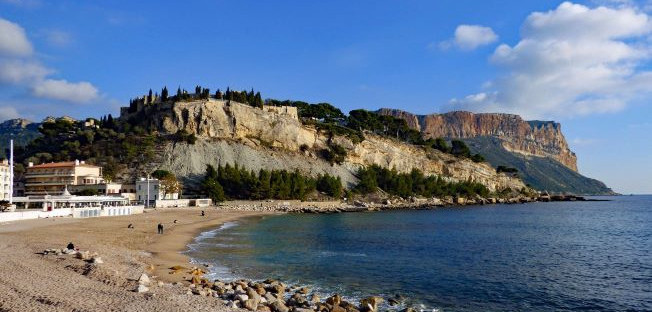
[0,160,10,200]
[24,160,104,196]
[136,178,179,205]
[69,182,136,196]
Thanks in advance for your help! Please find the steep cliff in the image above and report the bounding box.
[377,108,614,194]
[135,99,526,192]
[377,109,578,171]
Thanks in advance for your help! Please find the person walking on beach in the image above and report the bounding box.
[201,210,205,216]
[157,223,164,234]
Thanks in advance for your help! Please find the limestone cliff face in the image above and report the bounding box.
[377,109,578,171]
[142,100,525,192]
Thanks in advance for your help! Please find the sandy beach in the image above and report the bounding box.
[0,207,269,311]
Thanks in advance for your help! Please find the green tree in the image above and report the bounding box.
[451,140,471,158]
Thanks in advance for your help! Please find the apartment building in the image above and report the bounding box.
[24,160,103,196]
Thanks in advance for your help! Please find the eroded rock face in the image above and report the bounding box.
[145,100,524,191]
[377,109,578,172]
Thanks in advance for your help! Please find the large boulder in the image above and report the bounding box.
[270,300,289,312]
[359,297,383,312]
[326,294,342,306]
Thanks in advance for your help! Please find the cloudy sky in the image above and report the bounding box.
[1,0,651,193]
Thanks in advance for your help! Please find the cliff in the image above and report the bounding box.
[126,99,526,192]
[377,108,614,194]
[377,109,578,171]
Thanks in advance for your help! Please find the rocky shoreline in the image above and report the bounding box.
[172,269,411,312]
[215,194,599,214]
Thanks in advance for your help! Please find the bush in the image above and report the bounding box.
[471,153,485,163]
[497,166,518,174]
[321,143,347,164]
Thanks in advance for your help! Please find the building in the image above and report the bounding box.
[24,160,104,196]
[0,160,10,200]
[136,178,179,205]
[69,182,136,196]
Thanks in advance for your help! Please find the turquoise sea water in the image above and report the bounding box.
[187,196,652,311]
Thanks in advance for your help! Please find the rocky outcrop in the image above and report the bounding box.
[147,99,525,192]
[377,109,578,171]
[0,118,42,158]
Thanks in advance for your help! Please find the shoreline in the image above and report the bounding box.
[146,208,274,284]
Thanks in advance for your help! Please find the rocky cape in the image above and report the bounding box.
[122,99,525,193]
[377,109,614,195]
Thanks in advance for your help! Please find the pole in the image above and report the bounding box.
[146,173,150,208]
[9,139,13,204]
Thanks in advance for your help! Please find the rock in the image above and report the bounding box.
[254,284,267,295]
[76,251,90,260]
[288,293,308,308]
[257,305,272,312]
[247,288,261,300]
[270,284,285,295]
[90,257,103,264]
[138,273,150,285]
[331,305,346,312]
[297,287,310,295]
[227,300,240,309]
[243,298,259,311]
[135,284,149,293]
[293,309,314,312]
[236,294,250,302]
[399,308,416,312]
[264,293,278,303]
[157,281,165,287]
[270,300,290,312]
[326,294,342,306]
[310,294,320,303]
[359,297,383,312]
[388,298,400,306]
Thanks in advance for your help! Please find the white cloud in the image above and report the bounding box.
[438,24,498,51]
[0,17,33,56]
[32,79,99,103]
[454,25,499,50]
[446,2,652,119]
[0,105,20,121]
[40,29,72,47]
[0,18,101,106]
[0,59,51,83]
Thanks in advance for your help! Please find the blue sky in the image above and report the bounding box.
[0,0,651,194]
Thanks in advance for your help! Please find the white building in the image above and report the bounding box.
[0,160,10,200]
[136,178,178,205]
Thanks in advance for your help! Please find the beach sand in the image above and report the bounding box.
[0,207,269,311]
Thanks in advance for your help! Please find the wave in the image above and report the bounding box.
[186,221,239,252]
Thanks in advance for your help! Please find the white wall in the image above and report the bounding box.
[0,208,72,223]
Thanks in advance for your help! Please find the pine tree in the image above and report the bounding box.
[176,87,182,99]
[254,92,263,108]
[161,86,168,101]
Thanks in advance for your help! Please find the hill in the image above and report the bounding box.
[378,109,614,195]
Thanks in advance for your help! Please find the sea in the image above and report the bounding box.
[186,196,652,311]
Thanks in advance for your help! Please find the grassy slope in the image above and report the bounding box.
[463,137,614,195]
